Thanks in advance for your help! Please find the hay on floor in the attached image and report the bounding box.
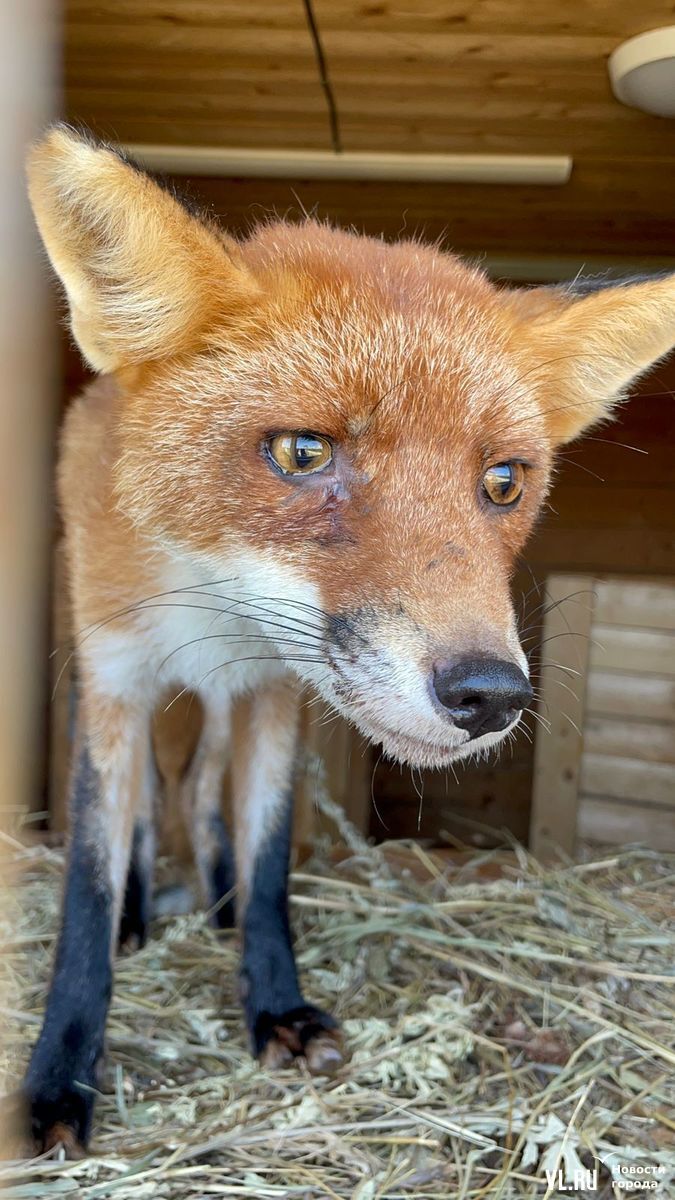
[1,816,675,1199]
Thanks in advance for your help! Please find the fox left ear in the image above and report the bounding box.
[26,126,261,372]
[506,274,675,444]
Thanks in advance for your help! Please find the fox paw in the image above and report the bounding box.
[254,1004,344,1074]
[15,1077,95,1159]
[15,1065,97,1156]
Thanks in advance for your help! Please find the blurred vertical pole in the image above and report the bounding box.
[0,0,59,1142]
[0,0,59,830]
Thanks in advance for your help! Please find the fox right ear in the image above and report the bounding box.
[27,126,260,372]
[501,273,675,444]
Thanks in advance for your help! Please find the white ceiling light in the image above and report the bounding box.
[609,27,675,117]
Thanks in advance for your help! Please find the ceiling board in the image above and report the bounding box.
[64,0,675,256]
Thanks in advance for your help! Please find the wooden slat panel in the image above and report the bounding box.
[530,573,593,856]
[527,530,675,576]
[73,89,669,129]
[584,717,675,765]
[586,671,675,722]
[65,1,675,39]
[161,167,675,261]
[548,487,675,532]
[315,0,674,39]
[65,0,675,258]
[580,753,675,807]
[67,1,307,24]
[577,796,675,851]
[593,580,675,631]
[589,626,675,677]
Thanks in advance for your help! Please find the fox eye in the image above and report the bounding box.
[482,461,525,507]
[266,432,333,476]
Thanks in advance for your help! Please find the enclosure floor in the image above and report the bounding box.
[2,837,675,1198]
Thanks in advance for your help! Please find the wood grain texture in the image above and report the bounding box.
[529,574,593,857]
[155,166,675,260]
[589,626,675,677]
[64,0,675,256]
[577,796,675,851]
[586,672,675,722]
[580,753,675,807]
[584,716,675,764]
[593,580,675,630]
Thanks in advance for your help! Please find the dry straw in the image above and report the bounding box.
[1,811,674,1199]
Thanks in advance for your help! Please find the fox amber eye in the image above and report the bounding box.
[483,461,525,507]
[266,433,332,475]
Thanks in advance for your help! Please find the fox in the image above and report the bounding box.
[19,125,675,1156]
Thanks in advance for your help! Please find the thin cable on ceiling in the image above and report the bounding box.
[302,0,342,154]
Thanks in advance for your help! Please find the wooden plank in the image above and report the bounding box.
[589,626,675,677]
[586,671,675,722]
[66,0,675,40]
[548,487,675,532]
[580,753,675,807]
[68,85,673,129]
[577,796,675,851]
[67,1,307,25]
[314,0,675,39]
[593,579,675,631]
[530,573,594,856]
[63,0,675,257]
[584,717,675,765]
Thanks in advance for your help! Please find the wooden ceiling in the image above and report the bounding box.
[65,1,675,260]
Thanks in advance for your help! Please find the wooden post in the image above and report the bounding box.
[529,573,595,857]
[0,6,58,825]
[0,0,58,1153]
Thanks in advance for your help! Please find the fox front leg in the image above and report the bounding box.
[22,703,155,1156]
[231,678,343,1073]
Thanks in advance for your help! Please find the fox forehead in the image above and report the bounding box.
[111,221,552,577]
[152,219,547,450]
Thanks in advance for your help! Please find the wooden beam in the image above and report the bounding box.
[529,574,595,857]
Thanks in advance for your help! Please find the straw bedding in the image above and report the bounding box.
[2,812,674,1199]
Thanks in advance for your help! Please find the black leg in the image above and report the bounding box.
[118,820,154,949]
[207,813,237,929]
[21,707,149,1157]
[240,794,342,1073]
[22,746,113,1154]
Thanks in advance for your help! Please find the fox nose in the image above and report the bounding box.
[432,656,532,739]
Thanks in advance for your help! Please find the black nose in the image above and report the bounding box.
[432,656,532,739]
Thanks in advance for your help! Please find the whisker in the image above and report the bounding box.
[154,632,346,682]
[164,655,334,713]
[370,750,388,832]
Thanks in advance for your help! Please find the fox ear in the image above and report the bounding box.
[506,274,675,444]
[26,126,259,372]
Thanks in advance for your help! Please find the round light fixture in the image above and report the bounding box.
[609,27,675,117]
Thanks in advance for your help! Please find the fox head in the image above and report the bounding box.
[27,127,675,767]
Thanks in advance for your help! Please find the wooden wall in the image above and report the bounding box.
[63,0,675,260]
[530,575,675,855]
[579,578,675,851]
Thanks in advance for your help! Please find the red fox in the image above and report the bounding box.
[20,126,675,1155]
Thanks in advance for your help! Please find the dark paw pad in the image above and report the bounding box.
[255,1005,344,1074]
